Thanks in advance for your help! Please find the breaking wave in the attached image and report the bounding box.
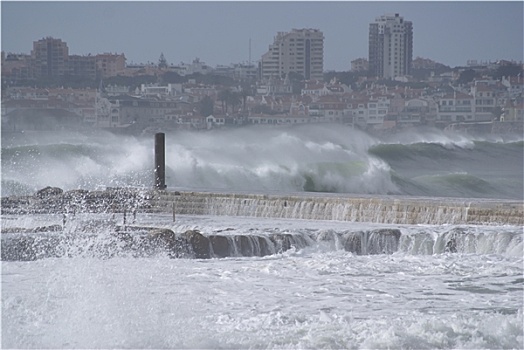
[1,125,522,199]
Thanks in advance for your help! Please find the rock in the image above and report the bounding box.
[181,230,210,259]
[148,228,193,258]
[1,225,63,234]
[148,228,177,247]
[209,235,230,258]
[256,236,274,256]
[342,231,363,255]
[36,186,63,198]
[1,235,62,261]
[269,233,292,253]
[368,228,401,254]
[233,235,250,256]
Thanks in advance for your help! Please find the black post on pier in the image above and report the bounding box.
[154,132,167,190]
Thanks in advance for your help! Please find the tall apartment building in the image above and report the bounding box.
[260,28,324,82]
[369,13,413,79]
[68,55,97,79]
[31,37,69,78]
[28,37,125,80]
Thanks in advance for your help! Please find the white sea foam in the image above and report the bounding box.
[2,214,523,349]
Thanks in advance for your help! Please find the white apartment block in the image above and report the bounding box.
[366,96,390,126]
[436,91,475,123]
[260,28,324,82]
[369,14,413,79]
[470,82,499,122]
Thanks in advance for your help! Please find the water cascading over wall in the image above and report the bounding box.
[151,191,523,226]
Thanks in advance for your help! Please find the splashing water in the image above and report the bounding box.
[3,125,521,199]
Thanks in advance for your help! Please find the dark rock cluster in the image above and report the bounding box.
[1,221,405,261]
[2,187,154,215]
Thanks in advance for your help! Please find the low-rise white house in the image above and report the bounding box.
[206,115,225,129]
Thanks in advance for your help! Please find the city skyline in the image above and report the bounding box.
[1,1,523,71]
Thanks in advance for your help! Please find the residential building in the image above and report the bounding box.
[398,97,437,126]
[260,28,324,82]
[68,55,97,79]
[301,79,350,98]
[31,37,69,78]
[95,53,126,78]
[256,78,293,95]
[369,13,413,79]
[351,58,369,72]
[139,83,181,99]
[366,96,390,126]
[501,75,523,99]
[501,100,523,122]
[471,81,499,121]
[436,91,474,124]
[308,94,350,123]
[1,53,33,82]
[232,63,258,81]
[412,57,438,70]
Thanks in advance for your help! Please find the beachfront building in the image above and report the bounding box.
[470,81,502,122]
[260,28,324,82]
[368,13,413,79]
[436,91,474,125]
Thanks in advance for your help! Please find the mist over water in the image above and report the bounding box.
[2,124,523,199]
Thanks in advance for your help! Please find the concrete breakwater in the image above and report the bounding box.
[161,191,523,226]
[2,187,523,226]
[2,188,522,261]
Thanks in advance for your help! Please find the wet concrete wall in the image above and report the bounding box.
[2,187,522,226]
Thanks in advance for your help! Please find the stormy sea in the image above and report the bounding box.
[1,124,523,349]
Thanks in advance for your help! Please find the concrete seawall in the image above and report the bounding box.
[152,191,523,226]
[2,188,522,226]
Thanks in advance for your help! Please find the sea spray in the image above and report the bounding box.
[2,125,522,199]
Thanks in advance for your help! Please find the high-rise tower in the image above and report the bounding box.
[31,37,69,78]
[260,28,324,82]
[369,13,413,79]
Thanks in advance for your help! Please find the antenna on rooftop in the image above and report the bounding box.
[249,38,252,65]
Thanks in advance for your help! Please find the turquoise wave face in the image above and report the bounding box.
[300,160,382,193]
[413,173,499,198]
[368,137,523,200]
[368,142,464,161]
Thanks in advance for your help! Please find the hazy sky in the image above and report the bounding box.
[1,1,523,71]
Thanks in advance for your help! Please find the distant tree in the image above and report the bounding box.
[218,88,231,114]
[287,72,305,95]
[199,95,214,117]
[61,74,97,89]
[190,73,236,86]
[493,63,523,80]
[227,91,241,114]
[162,71,185,84]
[158,53,168,69]
[239,83,255,112]
[323,71,359,87]
[456,69,478,85]
[104,74,157,91]
[251,104,273,114]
